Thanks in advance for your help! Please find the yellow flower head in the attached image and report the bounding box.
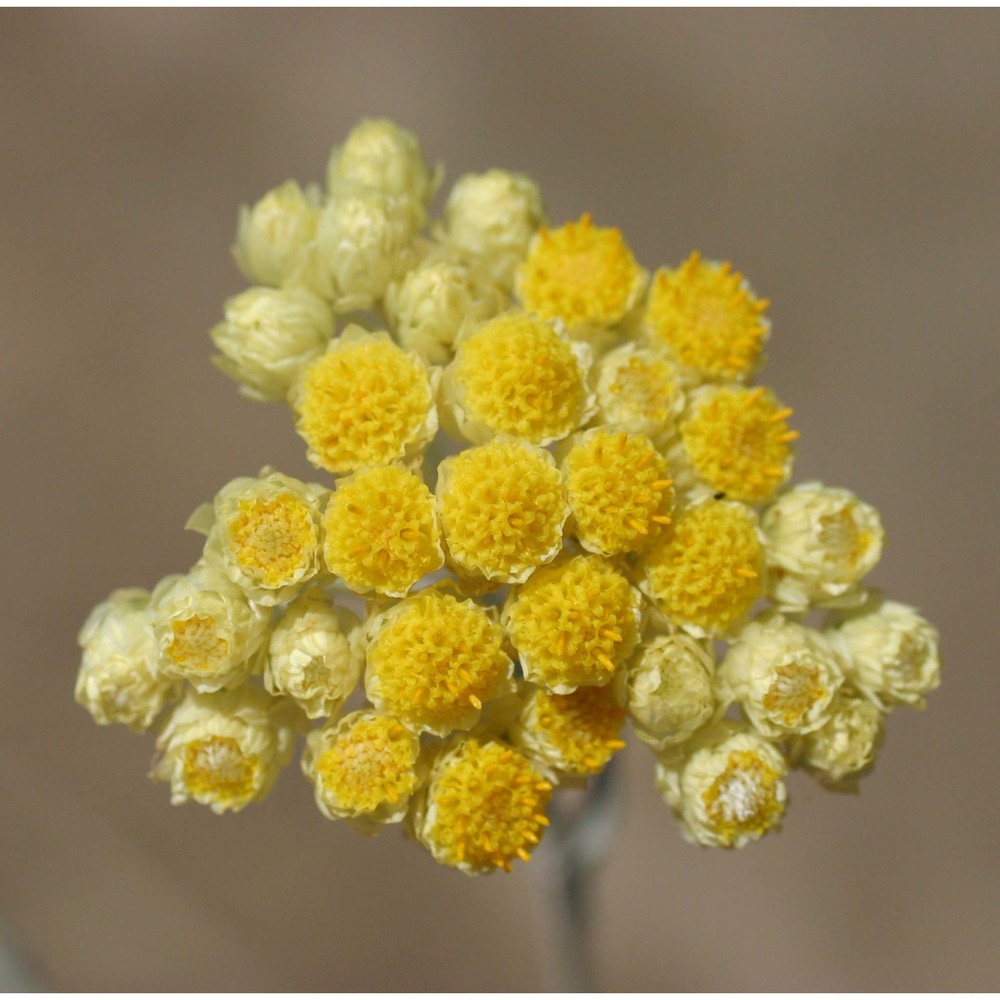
[303,710,421,829]
[504,554,642,693]
[675,384,797,505]
[562,428,674,556]
[644,252,770,381]
[640,500,764,638]
[442,312,594,446]
[512,682,627,778]
[365,586,514,736]
[322,464,443,597]
[203,470,328,605]
[590,342,686,445]
[411,737,553,874]
[151,687,298,814]
[436,438,569,584]
[517,213,647,330]
[292,327,438,475]
[655,723,788,848]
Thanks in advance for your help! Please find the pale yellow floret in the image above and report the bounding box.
[591,343,686,444]
[437,438,569,584]
[413,738,552,874]
[166,614,230,671]
[444,312,593,445]
[517,214,647,329]
[678,384,796,505]
[365,587,514,736]
[640,500,764,638]
[293,328,437,475]
[644,252,770,381]
[322,465,443,597]
[228,495,317,587]
[701,749,785,845]
[304,711,420,826]
[514,683,627,778]
[183,736,260,805]
[563,428,674,556]
[504,554,642,693]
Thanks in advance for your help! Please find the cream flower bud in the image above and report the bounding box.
[718,615,844,739]
[383,256,505,365]
[627,633,716,751]
[201,469,328,605]
[150,564,269,693]
[232,180,320,287]
[326,118,437,213]
[788,690,885,787]
[438,169,545,289]
[654,722,788,848]
[210,286,333,403]
[263,588,364,719]
[762,482,885,612]
[151,686,299,814]
[828,600,940,709]
[312,192,421,313]
[302,710,421,831]
[75,588,180,731]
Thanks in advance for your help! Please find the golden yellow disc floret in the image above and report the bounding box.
[322,465,443,597]
[417,738,553,874]
[448,312,590,445]
[518,213,646,329]
[182,736,259,807]
[702,749,784,846]
[437,438,569,584]
[645,252,770,381]
[294,331,435,475]
[563,429,674,556]
[516,684,627,777]
[366,589,513,736]
[680,385,797,505]
[227,493,319,588]
[504,554,641,692]
[640,500,764,637]
[313,713,420,818]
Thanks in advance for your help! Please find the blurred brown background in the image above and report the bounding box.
[2,9,998,991]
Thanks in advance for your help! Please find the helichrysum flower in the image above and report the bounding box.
[655,722,788,848]
[292,326,438,475]
[410,736,553,874]
[828,599,940,709]
[511,681,628,779]
[151,686,299,814]
[788,689,885,788]
[644,252,770,382]
[441,311,595,446]
[326,118,438,215]
[232,179,320,288]
[263,588,364,719]
[503,553,643,693]
[626,632,716,751]
[150,564,270,692]
[75,588,179,731]
[210,286,333,403]
[302,710,421,830]
[640,499,764,638]
[383,255,505,365]
[438,168,545,290]
[436,437,569,584]
[718,614,844,739]
[322,464,443,597]
[674,384,797,505]
[201,470,328,605]
[589,342,686,445]
[762,481,885,612]
[517,214,647,334]
[365,586,514,736]
[561,428,674,557]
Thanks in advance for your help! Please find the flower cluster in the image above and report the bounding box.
[77,119,940,868]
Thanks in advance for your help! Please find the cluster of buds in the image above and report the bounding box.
[77,119,940,870]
